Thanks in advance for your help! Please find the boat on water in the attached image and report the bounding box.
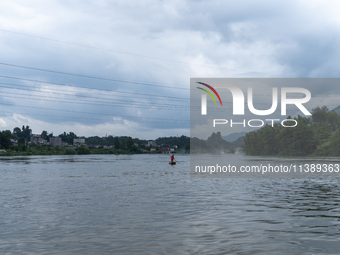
[169,161,176,165]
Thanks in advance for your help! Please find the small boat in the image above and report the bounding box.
[169,161,176,165]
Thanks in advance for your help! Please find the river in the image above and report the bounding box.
[0,154,339,254]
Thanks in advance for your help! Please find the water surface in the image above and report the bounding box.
[0,154,339,254]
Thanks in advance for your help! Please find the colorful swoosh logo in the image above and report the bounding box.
[196,82,223,106]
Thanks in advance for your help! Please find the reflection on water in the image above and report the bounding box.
[0,154,339,254]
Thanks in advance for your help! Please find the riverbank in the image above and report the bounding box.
[0,147,186,156]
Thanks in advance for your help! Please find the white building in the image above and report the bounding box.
[10,139,18,146]
[50,137,62,146]
[30,134,48,144]
[73,138,86,146]
[147,140,157,147]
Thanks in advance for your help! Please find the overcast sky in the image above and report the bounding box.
[0,0,340,139]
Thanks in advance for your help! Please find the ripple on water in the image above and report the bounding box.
[0,154,339,254]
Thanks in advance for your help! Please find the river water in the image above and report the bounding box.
[0,154,339,254]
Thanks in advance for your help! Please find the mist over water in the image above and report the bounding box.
[0,154,339,254]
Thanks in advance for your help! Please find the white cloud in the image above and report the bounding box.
[0,118,7,127]
[0,113,188,139]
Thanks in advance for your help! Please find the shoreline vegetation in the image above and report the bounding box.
[0,127,190,156]
[0,146,188,157]
[190,105,340,156]
[243,106,340,156]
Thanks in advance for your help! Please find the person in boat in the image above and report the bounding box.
[170,154,174,163]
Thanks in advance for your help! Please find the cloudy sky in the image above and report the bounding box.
[0,0,340,139]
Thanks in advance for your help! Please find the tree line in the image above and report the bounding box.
[243,106,340,156]
[0,126,189,154]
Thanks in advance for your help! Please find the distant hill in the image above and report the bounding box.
[191,131,244,153]
[332,106,340,115]
[222,132,247,142]
[207,132,234,152]
[230,136,244,148]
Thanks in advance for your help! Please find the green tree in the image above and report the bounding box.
[0,130,12,149]
[18,137,27,151]
[18,137,25,146]
[107,135,115,146]
[259,125,278,155]
[155,135,189,149]
[41,130,52,142]
[129,145,139,153]
[243,115,317,156]
[65,149,76,155]
[41,130,48,139]
[86,136,105,145]
[21,125,32,140]
[48,133,53,142]
[126,137,134,150]
[311,106,329,125]
[58,132,77,145]
[120,138,126,150]
[13,127,22,138]
[114,137,121,149]
[76,146,91,155]
[325,111,340,132]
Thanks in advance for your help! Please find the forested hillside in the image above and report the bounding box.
[243,106,340,156]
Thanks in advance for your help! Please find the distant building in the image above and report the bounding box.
[147,140,157,147]
[10,139,18,146]
[30,134,48,144]
[49,137,62,146]
[88,145,99,149]
[160,145,171,154]
[73,138,86,146]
